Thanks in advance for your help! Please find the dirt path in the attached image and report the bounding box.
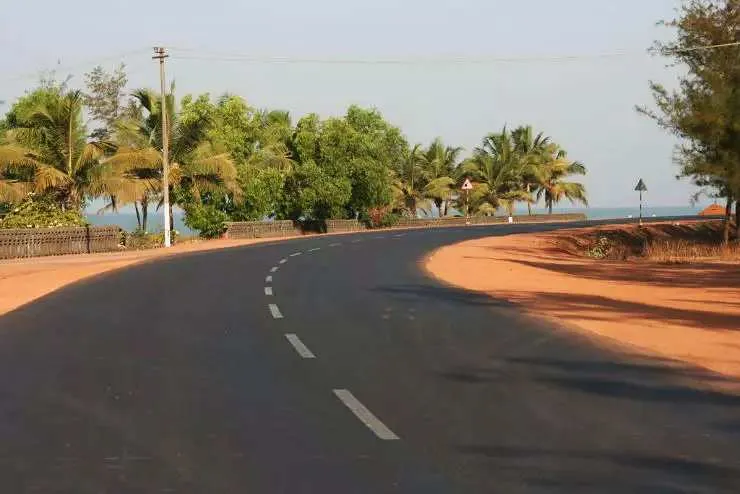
[426,224,740,380]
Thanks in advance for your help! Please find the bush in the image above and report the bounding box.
[124,230,167,250]
[0,196,87,229]
[183,204,229,239]
[363,206,399,229]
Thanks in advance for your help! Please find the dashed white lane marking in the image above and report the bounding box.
[264,287,274,296]
[351,239,361,243]
[279,258,288,264]
[265,275,273,283]
[329,243,342,247]
[270,267,279,273]
[308,247,321,253]
[375,236,386,240]
[285,334,316,359]
[393,234,406,238]
[268,304,283,319]
[290,252,302,257]
[333,389,399,440]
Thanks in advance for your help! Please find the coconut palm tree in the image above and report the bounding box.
[536,144,588,213]
[0,89,118,210]
[392,143,427,217]
[511,125,552,215]
[462,128,530,216]
[107,88,238,236]
[421,138,463,216]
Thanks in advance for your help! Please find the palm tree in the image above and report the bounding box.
[107,88,238,235]
[511,125,551,215]
[392,144,427,217]
[462,128,530,216]
[421,138,463,216]
[536,144,588,213]
[0,89,116,210]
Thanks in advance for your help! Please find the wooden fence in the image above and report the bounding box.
[0,226,121,260]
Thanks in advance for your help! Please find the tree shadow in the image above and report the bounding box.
[372,284,512,309]
[503,257,740,290]
[502,291,740,332]
[457,444,740,492]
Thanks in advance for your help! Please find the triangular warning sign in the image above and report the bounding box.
[634,179,647,192]
[462,179,473,191]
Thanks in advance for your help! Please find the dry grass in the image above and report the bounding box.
[643,239,740,264]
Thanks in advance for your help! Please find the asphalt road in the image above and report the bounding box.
[0,221,738,493]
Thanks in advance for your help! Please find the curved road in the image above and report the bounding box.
[0,223,738,493]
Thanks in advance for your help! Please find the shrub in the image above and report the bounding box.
[0,196,87,229]
[184,204,229,239]
[363,206,399,228]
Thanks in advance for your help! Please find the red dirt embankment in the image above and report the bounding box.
[426,222,740,380]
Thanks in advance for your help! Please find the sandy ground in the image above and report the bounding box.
[427,224,740,380]
[0,236,292,317]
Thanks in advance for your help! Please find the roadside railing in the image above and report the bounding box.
[0,226,121,260]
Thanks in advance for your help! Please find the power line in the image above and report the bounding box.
[167,41,740,66]
[0,47,152,83]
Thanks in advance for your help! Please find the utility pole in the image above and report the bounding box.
[153,47,171,247]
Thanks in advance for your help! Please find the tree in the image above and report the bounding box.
[639,0,740,243]
[107,88,238,236]
[511,125,552,215]
[461,128,530,216]
[83,64,137,139]
[421,138,463,216]
[535,145,588,213]
[392,144,428,217]
[0,88,115,210]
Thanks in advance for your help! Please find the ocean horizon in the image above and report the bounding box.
[85,205,713,236]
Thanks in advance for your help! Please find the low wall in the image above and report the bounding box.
[224,214,587,239]
[0,226,121,259]
[224,220,302,239]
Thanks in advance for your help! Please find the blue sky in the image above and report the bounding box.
[1,0,707,208]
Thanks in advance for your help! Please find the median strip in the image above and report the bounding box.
[268,304,283,319]
[285,334,316,359]
[333,389,399,440]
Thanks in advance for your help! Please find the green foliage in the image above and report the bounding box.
[183,203,229,239]
[0,195,87,228]
[639,0,740,242]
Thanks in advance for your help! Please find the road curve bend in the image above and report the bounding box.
[0,222,738,493]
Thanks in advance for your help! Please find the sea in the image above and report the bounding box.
[85,205,710,237]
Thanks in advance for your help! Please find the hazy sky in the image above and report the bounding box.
[1,0,706,208]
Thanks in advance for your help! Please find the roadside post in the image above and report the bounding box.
[635,178,648,226]
[462,178,473,225]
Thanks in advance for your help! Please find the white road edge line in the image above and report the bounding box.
[265,275,273,283]
[264,287,273,296]
[333,389,399,440]
[285,334,316,359]
[279,258,288,264]
[290,252,303,257]
[270,267,279,273]
[268,304,283,319]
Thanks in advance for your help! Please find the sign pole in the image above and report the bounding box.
[461,178,473,225]
[634,178,647,227]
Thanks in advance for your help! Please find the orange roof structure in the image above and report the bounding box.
[699,203,726,216]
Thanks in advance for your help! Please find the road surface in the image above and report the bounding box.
[0,222,738,493]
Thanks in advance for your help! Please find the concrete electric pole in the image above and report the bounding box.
[153,47,172,247]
